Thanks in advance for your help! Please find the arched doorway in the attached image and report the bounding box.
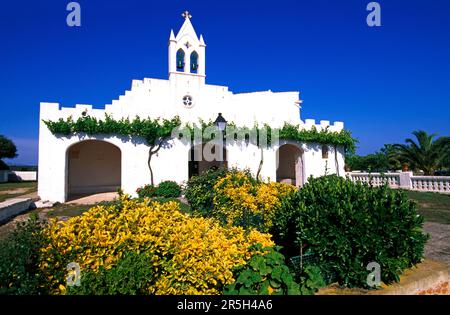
[67,140,121,197]
[189,143,228,178]
[276,144,304,187]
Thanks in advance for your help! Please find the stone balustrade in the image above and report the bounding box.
[346,172,401,188]
[346,172,450,194]
[410,176,450,193]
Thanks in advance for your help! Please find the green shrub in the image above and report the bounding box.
[272,175,428,288]
[155,180,181,198]
[137,181,181,199]
[0,215,48,295]
[185,167,229,216]
[296,265,326,295]
[224,245,300,295]
[68,252,155,295]
[136,184,157,199]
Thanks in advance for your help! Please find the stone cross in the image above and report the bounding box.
[182,10,192,19]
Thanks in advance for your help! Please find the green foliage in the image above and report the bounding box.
[9,165,38,172]
[347,131,450,174]
[44,115,181,146]
[0,216,48,295]
[272,175,428,288]
[346,152,388,172]
[136,184,157,199]
[155,180,181,198]
[68,252,155,295]
[345,145,402,172]
[278,124,356,154]
[224,245,301,295]
[297,265,326,295]
[0,135,17,161]
[44,115,357,152]
[185,167,229,217]
[392,130,450,175]
[137,181,182,199]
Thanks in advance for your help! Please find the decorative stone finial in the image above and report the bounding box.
[182,10,192,20]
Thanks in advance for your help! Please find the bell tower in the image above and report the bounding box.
[168,11,206,81]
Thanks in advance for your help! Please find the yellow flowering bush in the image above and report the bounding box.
[213,171,296,231]
[40,196,273,295]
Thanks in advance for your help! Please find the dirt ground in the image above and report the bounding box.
[423,222,450,266]
[66,192,119,205]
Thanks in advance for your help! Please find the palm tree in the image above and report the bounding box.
[392,130,450,175]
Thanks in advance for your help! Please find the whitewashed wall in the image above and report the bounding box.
[11,171,37,181]
[0,171,37,182]
[38,16,346,202]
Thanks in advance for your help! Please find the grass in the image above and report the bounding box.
[0,182,37,202]
[39,203,97,219]
[0,182,37,191]
[405,190,450,225]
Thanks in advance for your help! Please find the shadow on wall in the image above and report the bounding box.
[67,140,122,197]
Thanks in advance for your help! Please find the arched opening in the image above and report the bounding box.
[188,143,228,178]
[276,144,304,187]
[67,140,121,198]
[190,51,199,73]
[176,49,185,72]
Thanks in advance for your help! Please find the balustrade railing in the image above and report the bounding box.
[346,172,450,194]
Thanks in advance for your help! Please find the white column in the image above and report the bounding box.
[399,171,413,189]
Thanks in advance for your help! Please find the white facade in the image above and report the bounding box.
[38,13,346,202]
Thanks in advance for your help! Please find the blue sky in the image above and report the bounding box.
[1,0,449,165]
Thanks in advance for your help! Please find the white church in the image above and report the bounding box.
[38,12,346,203]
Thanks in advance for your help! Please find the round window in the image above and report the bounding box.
[182,95,194,108]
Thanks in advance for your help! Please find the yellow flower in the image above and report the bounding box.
[212,171,296,231]
[40,195,273,295]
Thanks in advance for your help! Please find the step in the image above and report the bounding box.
[0,198,33,223]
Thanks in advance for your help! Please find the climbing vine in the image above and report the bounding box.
[44,115,357,183]
[44,115,181,146]
[44,115,181,185]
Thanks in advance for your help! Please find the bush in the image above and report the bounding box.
[0,215,48,295]
[40,196,274,295]
[136,184,157,199]
[136,181,181,199]
[155,180,181,198]
[296,265,326,295]
[68,252,155,295]
[0,135,17,160]
[9,165,38,172]
[186,168,295,232]
[212,171,296,232]
[224,245,300,295]
[272,175,428,288]
[185,167,229,217]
